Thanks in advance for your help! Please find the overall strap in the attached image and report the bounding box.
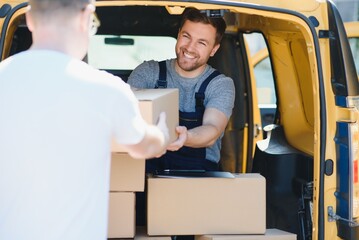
[155,61,167,88]
[195,70,221,112]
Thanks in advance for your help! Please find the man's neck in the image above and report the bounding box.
[174,60,207,78]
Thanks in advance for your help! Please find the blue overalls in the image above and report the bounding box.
[146,60,221,172]
[136,61,222,226]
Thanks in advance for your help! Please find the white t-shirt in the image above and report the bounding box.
[0,50,146,240]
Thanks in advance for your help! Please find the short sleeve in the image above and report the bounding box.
[205,75,235,119]
[127,60,159,89]
[110,81,147,145]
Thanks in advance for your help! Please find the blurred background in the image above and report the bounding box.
[334,0,359,22]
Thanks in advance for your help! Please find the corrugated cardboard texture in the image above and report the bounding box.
[147,174,266,235]
[195,229,297,240]
[110,153,145,192]
[112,88,179,152]
[108,192,135,238]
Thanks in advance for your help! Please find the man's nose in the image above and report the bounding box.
[184,40,196,52]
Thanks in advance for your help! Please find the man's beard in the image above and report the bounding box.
[176,48,203,72]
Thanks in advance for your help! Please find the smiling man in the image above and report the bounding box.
[128,8,235,173]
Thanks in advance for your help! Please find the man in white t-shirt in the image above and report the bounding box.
[0,0,169,239]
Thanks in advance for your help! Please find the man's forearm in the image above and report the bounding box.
[184,124,221,148]
[126,112,169,159]
[167,108,228,151]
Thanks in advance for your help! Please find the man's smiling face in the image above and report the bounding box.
[175,20,220,78]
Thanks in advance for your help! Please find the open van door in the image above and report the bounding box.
[243,37,264,172]
[216,31,264,174]
[0,2,29,60]
[345,21,359,78]
[250,21,359,111]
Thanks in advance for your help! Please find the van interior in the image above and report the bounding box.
[5,5,317,239]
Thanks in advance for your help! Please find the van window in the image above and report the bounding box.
[349,37,359,75]
[253,55,276,105]
[244,32,276,128]
[87,35,176,70]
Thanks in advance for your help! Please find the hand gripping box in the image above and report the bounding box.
[147,173,266,236]
[195,229,297,240]
[108,192,135,238]
[110,152,145,192]
[112,88,179,152]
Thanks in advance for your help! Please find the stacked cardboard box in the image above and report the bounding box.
[107,88,295,239]
[110,153,145,192]
[108,153,143,238]
[108,191,136,238]
[108,88,179,238]
[195,229,297,240]
[135,227,171,240]
[146,173,297,239]
[147,173,266,236]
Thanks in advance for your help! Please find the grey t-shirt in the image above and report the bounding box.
[128,59,235,163]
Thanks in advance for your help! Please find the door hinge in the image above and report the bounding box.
[318,30,335,39]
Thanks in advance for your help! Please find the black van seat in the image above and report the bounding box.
[208,34,247,172]
[103,69,132,82]
[252,124,313,238]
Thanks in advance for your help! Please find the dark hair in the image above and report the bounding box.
[179,8,226,45]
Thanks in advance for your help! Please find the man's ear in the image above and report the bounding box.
[25,8,34,32]
[210,43,220,57]
[80,4,94,33]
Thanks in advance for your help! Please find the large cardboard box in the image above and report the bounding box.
[195,229,297,240]
[108,192,135,238]
[147,173,266,236]
[112,88,179,152]
[110,153,145,192]
[135,227,171,240]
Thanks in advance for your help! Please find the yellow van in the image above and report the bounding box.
[1,1,358,239]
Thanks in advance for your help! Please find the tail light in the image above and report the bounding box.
[349,123,359,220]
[334,121,359,228]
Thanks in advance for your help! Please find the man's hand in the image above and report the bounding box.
[167,126,187,151]
[154,112,170,157]
[124,112,170,159]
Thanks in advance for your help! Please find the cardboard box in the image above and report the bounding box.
[112,88,179,152]
[135,227,171,240]
[110,153,145,192]
[147,173,266,236]
[108,192,135,238]
[195,229,297,240]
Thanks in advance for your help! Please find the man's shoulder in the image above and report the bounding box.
[128,59,166,88]
[0,50,38,68]
[63,59,129,93]
[206,67,234,85]
[0,54,14,70]
[134,60,161,70]
[204,69,235,96]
